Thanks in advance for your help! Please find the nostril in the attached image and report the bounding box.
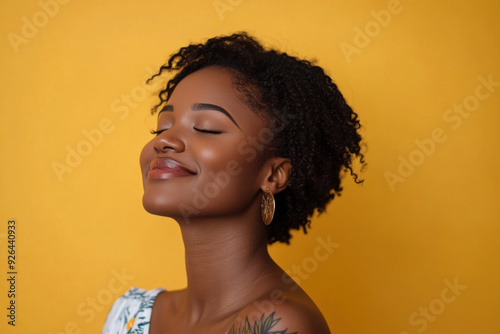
[153,135,185,153]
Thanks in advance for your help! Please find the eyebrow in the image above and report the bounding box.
[159,103,240,129]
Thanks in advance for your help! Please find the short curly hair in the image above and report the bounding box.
[147,32,365,244]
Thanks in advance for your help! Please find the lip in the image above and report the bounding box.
[148,158,196,180]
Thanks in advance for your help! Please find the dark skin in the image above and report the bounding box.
[140,66,331,334]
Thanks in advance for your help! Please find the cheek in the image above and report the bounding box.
[197,145,224,168]
[196,139,249,174]
[195,139,262,192]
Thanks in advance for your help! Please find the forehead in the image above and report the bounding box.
[170,66,242,107]
[168,66,267,128]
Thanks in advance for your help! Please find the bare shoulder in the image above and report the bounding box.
[229,289,331,334]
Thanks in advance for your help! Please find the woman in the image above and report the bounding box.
[102,32,364,334]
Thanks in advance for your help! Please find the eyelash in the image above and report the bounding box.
[150,127,223,136]
[150,129,167,135]
[194,127,223,134]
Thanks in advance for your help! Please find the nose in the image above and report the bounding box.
[153,129,186,153]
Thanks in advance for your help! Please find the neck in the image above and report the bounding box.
[178,215,277,322]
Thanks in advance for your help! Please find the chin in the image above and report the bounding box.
[142,191,191,221]
[142,192,172,216]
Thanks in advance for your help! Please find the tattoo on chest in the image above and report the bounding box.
[227,312,297,334]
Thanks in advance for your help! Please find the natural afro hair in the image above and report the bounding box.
[147,32,365,244]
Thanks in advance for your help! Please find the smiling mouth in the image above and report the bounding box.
[148,158,196,180]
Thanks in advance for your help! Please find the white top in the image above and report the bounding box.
[102,287,165,334]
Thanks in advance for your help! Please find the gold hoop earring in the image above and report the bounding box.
[261,188,275,225]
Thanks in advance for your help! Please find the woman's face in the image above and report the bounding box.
[140,66,272,222]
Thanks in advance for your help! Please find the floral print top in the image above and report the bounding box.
[102,287,165,334]
[103,287,299,334]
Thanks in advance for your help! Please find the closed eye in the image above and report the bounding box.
[150,128,169,136]
[193,127,223,134]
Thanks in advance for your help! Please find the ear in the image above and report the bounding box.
[260,157,291,195]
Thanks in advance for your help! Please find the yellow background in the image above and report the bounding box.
[1,0,499,333]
